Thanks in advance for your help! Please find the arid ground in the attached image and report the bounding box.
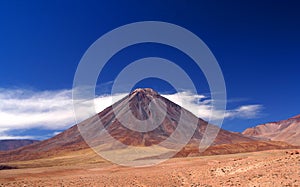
[0,149,299,187]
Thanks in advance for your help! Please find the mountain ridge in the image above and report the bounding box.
[0,139,40,151]
[243,115,300,146]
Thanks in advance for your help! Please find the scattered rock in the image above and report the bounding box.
[0,165,17,170]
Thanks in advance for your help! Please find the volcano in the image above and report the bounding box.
[0,88,296,164]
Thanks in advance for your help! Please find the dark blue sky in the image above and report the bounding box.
[0,1,299,135]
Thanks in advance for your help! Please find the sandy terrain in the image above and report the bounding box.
[0,149,299,186]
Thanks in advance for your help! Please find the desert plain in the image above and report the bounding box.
[0,149,299,187]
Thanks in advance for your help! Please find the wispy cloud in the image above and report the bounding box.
[162,91,263,120]
[0,89,75,130]
[0,127,35,139]
[225,105,263,119]
[0,88,263,139]
[0,134,35,140]
[52,131,62,136]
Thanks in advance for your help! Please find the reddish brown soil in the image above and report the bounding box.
[243,114,300,146]
[0,149,299,186]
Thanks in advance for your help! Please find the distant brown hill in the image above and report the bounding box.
[0,140,39,151]
[243,115,300,146]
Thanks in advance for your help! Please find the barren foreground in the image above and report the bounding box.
[0,149,299,187]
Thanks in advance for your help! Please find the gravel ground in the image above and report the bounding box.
[0,149,299,187]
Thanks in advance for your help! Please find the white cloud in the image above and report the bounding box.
[0,89,75,130]
[0,127,35,140]
[53,131,61,136]
[163,92,213,119]
[0,135,35,140]
[225,105,263,119]
[0,88,263,139]
[162,91,263,120]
